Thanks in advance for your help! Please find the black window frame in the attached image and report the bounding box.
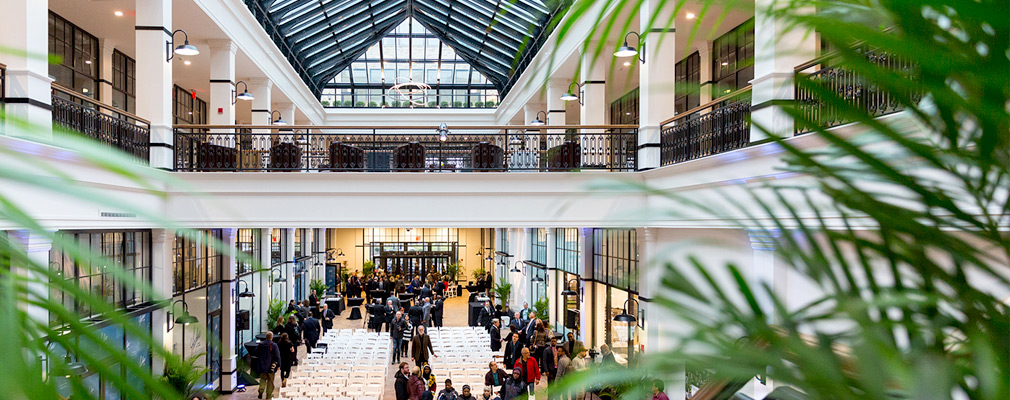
[712,19,755,98]
[675,51,701,113]
[172,229,224,295]
[236,228,261,276]
[592,228,639,293]
[555,228,580,275]
[111,49,136,113]
[48,11,100,99]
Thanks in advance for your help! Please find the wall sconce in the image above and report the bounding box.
[529,111,547,126]
[560,82,584,105]
[167,29,199,62]
[614,31,645,64]
[561,277,583,302]
[271,267,286,283]
[613,298,640,323]
[510,260,524,274]
[233,80,254,104]
[237,279,255,298]
[271,110,287,125]
[167,299,198,331]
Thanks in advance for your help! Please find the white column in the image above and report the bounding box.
[638,227,686,398]
[0,0,52,139]
[220,228,239,391]
[207,39,237,147]
[136,0,174,169]
[150,229,175,375]
[546,80,568,128]
[275,102,295,143]
[249,78,273,166]
[750,0,817,141]
[259,228,273,329]
[507,228,525,306]
[577,228,596,348]
[744,229,781,398]
[698,40,715,104]
[545,228,559,330]
[284,228,296,301]
[99,39,116,109]
[9,230,52,328]
[638,0,677,171]
[579,43,607,127]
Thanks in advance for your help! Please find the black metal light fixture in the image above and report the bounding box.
[168,299,199,331]
[270,110,287,126]
[166,29,199,62]
[529,110,548,126]
[613,298,639,323]
[271,266,286,282]
[560,82,584,105]
[54,354,88,378]
[233,80,254,104]
[510,260,523,274]
[237,279,255,298]
[614,31,645,64]
[561,277,582,299]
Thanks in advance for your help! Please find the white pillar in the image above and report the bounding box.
[545,228,559,330]
[99,39,116,109]
[220,228,239,391]
[9,230,52,328]
[207,39,237,147]
[579,47,607,127]
[249,78,273,166]
[136,0,174,169]
[259,228,273,329]
[638,0,677,171]
[275,102,295,143]
[0,0,52,139]
[744,229,781,398]
[577,228,596,348]
[698,40,715,104]
[151,229,175,375]
[638,227,686,398]
[546,80,568,128]
[750,0,817,141]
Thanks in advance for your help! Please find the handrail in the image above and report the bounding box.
[51,83,151,126]
[172,124,638,130]
[660,85,752,127]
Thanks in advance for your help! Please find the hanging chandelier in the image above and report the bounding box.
[389,77,431,106]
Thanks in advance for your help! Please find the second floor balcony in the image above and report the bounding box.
[173,125,637,173]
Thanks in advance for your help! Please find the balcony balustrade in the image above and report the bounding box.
[50,84,150,161]
[173,125,637,172]
[660,87,752,167]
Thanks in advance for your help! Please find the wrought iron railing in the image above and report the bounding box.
[0,62,6,130]
[172,125,636,172]
[660,87,752,166]
[51,84,151,161]
[794,47,916,135]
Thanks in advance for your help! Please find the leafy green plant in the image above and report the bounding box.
[440,101,449,108]
[532,297,548,325]
[355,101,365,107]
[309,278,328,298]
[453,101,463,108]
[362,260,375,277]
[368,101,378,107]
[161,353,211,400]
[321,100,331,107]
[474,101,484,108]
[428,101,438,107]
[471,266,487,280]
[446,263,461,281]
[342,100,353,107]
[266,298,291,330]
[484,101,495,108]
[493,278,512,308]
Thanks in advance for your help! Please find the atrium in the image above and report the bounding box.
[1,0,1007,400]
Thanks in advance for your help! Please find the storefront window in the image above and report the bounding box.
[50,310,153,399]
[675,51,701,113]
[172,229,223,294]
[592,228,641,365]
[555,228,580,274]
[49,12,99,98]
[530,228,547,265]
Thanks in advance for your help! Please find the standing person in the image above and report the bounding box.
[600,344,617,366]
[278,333,296,388]
[523,313,538,346]
[513,347,540,394]
[555,346,571,381]
[563,332,582,357]
[436,379,459,400]
[500,369,525,400]
[387,293,402,312]
[652,380,670,400]
[385,300,397,332]
[320,303,336,333]
[390,310,408,364]
[410,325,437,367]
[432,295,445,327]
[271,317,286,340]
[395,362,411,400]
[409,301,424,330]
[542,336,559,383]
[508,313,522,340]
[570,347,589,372]
[284,315,302,364]
[408,366,426,400]
[531,320,548,368]
[419,283,433,302]
[519,302,531,321]
[402,319,414,358]
[478,301,493,331]
[489,319,503,351]
[484,362,507,393]
[422,364,437,392]
[308,290,320,318]
[302,312,321,352]
[503,331,523,368]
[422,297,433,327]
[254,332,281,399]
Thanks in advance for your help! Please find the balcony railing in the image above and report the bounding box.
[794,47,916,135]
[173,125,637,172]
[51,84,151,161]
[660,87,752,166]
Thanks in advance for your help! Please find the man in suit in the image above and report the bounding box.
[254,332,282,399]
[542,336,559,382]
[431,295,445,327]
[489,318,503,351]
[563,332,583,358]
[600,344,617,366]
[410,325,437,367]
[408,302,424,330]
[320,303,336,334]
[384,300,397,332]
[387,293,402,312]
[308,291,320,318]
[503,330,523,367]
[421,297,433,327]
[390,311,408,363]
[302,313,321,352]
[509,312,522,341]
[523,312,538,346]
[419,284,433,302]
[478,301,493,331]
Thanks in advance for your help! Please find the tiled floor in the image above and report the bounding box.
[221,291,544,400]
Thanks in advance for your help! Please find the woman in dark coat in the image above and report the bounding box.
[278,333,297,387]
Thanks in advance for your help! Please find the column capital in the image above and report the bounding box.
[207,39,237,54]
[247,77,272,89]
